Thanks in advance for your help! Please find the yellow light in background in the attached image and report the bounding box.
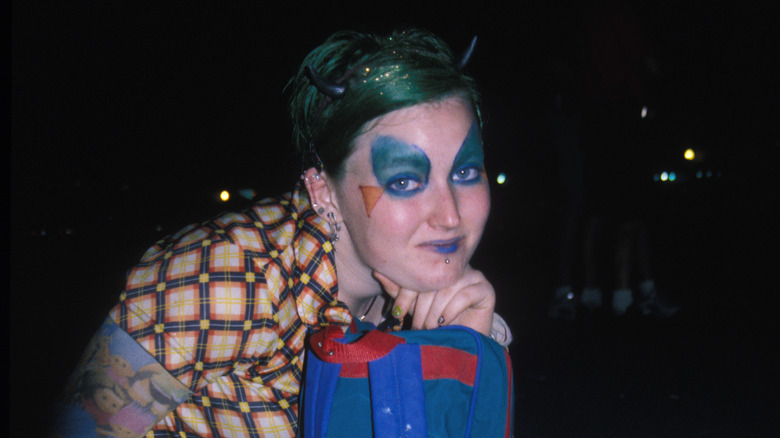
[220,190,230,202]
[684,148,695,160]
[496,173,507,184]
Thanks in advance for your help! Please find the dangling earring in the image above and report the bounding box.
[326,211,341,243]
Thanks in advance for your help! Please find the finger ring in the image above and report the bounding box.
[437,316,445,325]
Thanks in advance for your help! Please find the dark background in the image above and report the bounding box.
[11,1,779,436]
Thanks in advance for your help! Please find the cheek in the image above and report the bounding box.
[367,200,420,236]
[351,198,423,261]
[462,184,491,225]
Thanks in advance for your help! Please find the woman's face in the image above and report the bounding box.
[330,96,490,292]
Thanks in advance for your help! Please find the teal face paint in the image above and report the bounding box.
[450,122,485,185]
[371,136,431,198]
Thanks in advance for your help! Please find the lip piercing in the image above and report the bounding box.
[445,259,450,264]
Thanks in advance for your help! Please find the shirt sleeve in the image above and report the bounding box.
[106,218,305,434]
[490,313,513,347]
[55,197,323,436]
[108,220,294,390]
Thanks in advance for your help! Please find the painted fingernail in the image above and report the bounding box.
[437,316,445,325]
[392,306,403,318]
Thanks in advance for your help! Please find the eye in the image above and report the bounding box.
[387,177,422,194]
[451,166,481,183]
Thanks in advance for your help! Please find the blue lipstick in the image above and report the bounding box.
[425,238,461,254]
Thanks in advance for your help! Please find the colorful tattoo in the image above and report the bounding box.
[54,318,192,438]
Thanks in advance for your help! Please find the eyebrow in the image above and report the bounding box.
[451,121,484,171]
[370,136,431,186]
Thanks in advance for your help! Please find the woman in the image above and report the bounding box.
[54,28,511,437]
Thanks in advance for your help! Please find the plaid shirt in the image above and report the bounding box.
[108,185,352,437]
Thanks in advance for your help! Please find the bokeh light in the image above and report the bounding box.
[239,188,257,200]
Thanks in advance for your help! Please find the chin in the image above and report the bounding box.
[407,265,464,293]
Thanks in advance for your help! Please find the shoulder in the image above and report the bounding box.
[136,191,301,264]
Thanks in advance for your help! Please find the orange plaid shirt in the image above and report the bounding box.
[108,185,352,437]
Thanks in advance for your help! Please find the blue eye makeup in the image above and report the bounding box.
[450,122,484,185]
[371,136,431,198]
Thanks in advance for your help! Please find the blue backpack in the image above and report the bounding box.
[301,323,514,437]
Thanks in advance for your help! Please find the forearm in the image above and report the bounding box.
[51,317,192,438]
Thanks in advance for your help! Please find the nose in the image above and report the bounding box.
[428,184,461,229]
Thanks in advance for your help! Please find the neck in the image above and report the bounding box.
[331,228,384,318]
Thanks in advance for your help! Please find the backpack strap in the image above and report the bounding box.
[368,343,428,438]
[308,325,404,363]
[301,350,342,438]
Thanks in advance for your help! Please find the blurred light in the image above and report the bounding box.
[155,224,163,232]
[684,148,695,160]
[660,172,668,181]
[669,172,677,181]
[220,190,230,202]
[496,173,507,184]
[239,188,257,200]
[566,291,575,300]
[696,170,703,179]
[653,173,660,181]
[641,106,648,119]
[706,170,712,178]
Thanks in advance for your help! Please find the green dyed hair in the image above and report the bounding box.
[288,28,481,178]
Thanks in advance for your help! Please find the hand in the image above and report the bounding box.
[373,267,496,336]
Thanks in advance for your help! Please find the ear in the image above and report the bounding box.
[302,167,342,221]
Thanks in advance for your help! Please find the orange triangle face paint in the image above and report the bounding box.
[359,186,384,217]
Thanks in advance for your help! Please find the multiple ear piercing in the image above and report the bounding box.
[301,173,321,183]
[303,172,337,240]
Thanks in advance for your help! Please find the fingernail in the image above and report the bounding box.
[437,316,445,326]
[392,306,402,318]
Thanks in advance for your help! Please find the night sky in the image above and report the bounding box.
[12,2,778,233]
[10,1,780,435]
